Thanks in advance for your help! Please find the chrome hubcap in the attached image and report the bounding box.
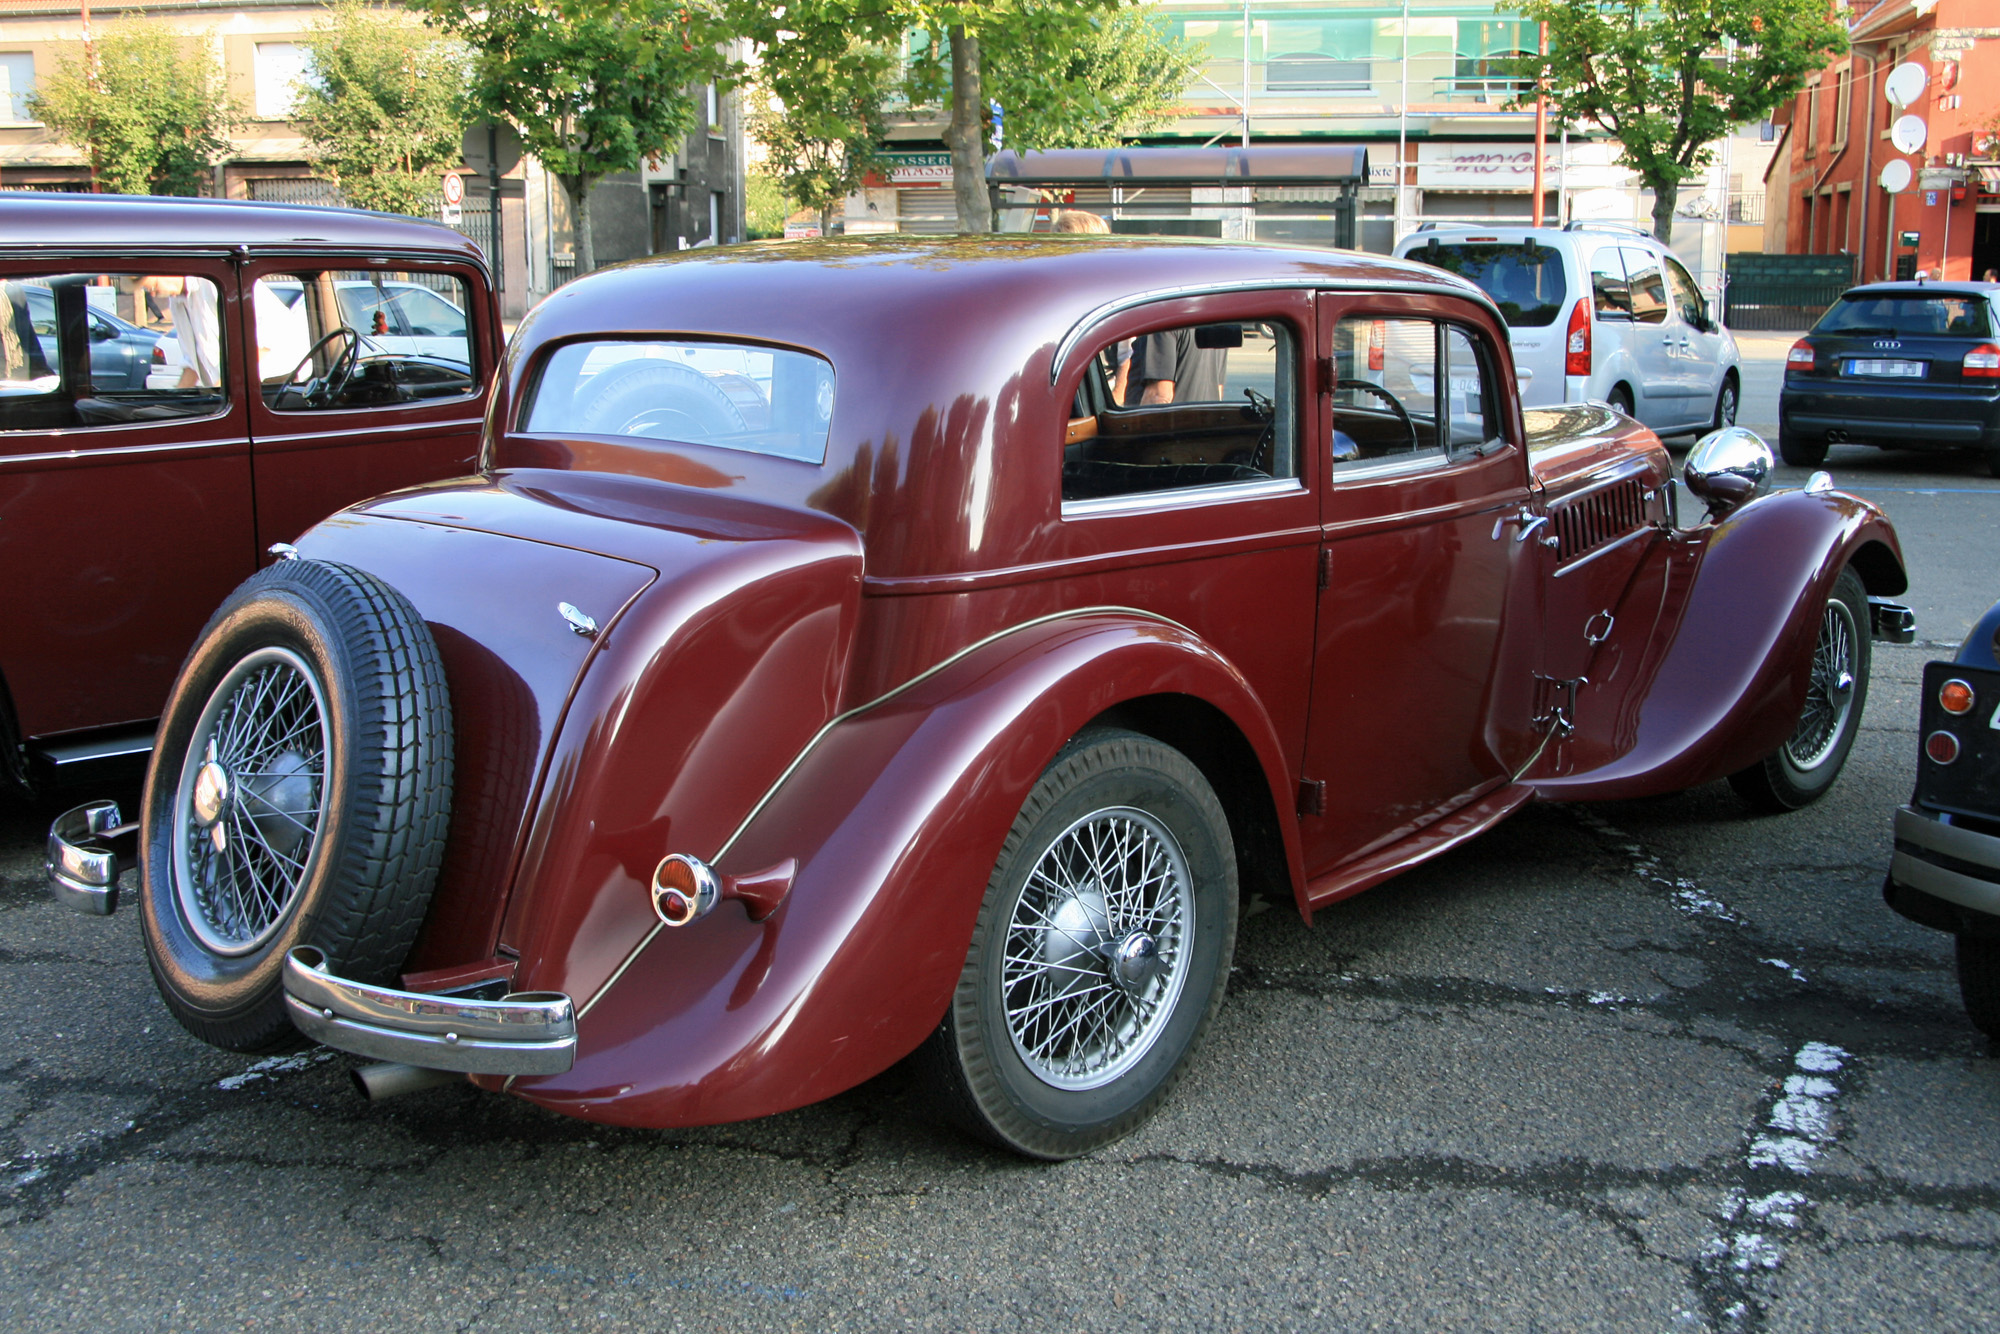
[1785,596,1859,772]
[1002,806,1194,1091]
[172,647,329,955]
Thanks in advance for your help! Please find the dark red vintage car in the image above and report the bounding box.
[50,236,1911,1158]
[1,194,500,791]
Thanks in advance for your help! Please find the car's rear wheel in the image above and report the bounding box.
[1729,565,1869,812]
[1956,935,2000,1039]
[919,729,1237,1159]
[140,559,453,1053]
[1607,385,1634,418]
[1778,427,1828,467]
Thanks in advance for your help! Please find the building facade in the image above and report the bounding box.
[1768,0,2000,282]
[0,0,747,311]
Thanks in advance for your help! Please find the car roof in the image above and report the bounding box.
[1398,223,1659,248]
[1839,282,1997,299]
[0,193,486,267]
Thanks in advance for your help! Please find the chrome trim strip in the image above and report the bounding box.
[1552,524,1656,579]
[1061,477,1305,518]
[1333,451,1453,481]
[1050,275,1503,383]
[283,946,575,1075]
[0,434,249,468]
[575,604,1195,1020]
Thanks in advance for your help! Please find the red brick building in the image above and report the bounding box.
[1768,0,2000,281]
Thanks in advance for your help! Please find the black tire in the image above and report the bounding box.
[140,559,453,1053]
[1607,385,1634,418]
[1985,446,2000,480]
[1956,935,2000,1039]
[1729,565,1870,813]
[1711,375,1739,432]
[918,729,1237,1159]
[1779,427,1828,468]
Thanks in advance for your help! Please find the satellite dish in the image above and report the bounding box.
[1885,62,1928,108]
[1879,159,1913,194]
[1891,114,1929,155]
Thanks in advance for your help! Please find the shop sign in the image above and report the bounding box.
[880,151,954,187]
[1416,141,1634,192]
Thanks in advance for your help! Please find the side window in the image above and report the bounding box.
[1063,319,1297,503]
[1663,256,1707,328]
[1590,247,1633,319]
[1442,326,1499,455]
[1,272,225,431]
[1330,316,1442,465]
[1620,247,1668,326]
[258,269,477,412]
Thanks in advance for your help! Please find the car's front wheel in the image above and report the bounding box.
[1729,565,1870,812]
[919,729,1237,1159]
[140,559,454,1053]
[1711,375,1739,432]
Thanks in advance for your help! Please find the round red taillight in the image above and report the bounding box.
[1941,678,1977,716]
[1926,731,1962,765]
[650,853,719,927]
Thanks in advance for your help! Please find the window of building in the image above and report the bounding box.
[2,273,226,431]
[0,51,33,123]
[1803,80,1821,158]
[1832,67,1851,149]
[1452,19,1532,97]
[1265,19,1374,92]
[254,41,312,120]
[1063,320,1297,504]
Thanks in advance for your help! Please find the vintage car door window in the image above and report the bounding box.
[1063,320,1297,504]
[1442,325,1501,456]
[256,271,478,411]
[525,340,835,464]
[1328,315,1445,467]
[1,272,226,430]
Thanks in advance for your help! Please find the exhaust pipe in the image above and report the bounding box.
[352,1062,464,1102]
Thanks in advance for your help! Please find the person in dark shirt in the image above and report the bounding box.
[1130,327,1226,404]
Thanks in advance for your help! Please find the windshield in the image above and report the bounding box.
[1403,242,1568,328]
[525,339,835,463]
[1816,293,1992,338]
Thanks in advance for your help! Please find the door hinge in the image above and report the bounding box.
[1315,356,1334,395]
[1296,778,1327,818]
[1317,546,1333,591]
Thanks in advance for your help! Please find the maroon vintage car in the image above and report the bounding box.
[50,235,1911,1158]
[1,194,500,791]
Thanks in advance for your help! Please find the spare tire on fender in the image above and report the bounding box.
[140,558,454,1054]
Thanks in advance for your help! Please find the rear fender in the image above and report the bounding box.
[1534,487,1905,800]
[507,610,1298,1128]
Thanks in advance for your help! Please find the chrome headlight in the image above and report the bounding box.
[1683,426,1774,517]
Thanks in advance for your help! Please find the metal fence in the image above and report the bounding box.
[1724,253,1857,331]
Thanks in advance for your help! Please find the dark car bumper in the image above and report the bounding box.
[1886,804,2000,938]
[1783,379,2000,449]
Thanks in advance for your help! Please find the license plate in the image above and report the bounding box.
[1844,358,1926,377]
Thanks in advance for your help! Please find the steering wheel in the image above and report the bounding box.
[1242,386,1276,471]
[1336,378,1418,456]
[286,328,362,407]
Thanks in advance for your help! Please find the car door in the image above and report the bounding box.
[1662,253,1724,420]
[0,260,254,742]
[1299,294,1540,880]
[242,257,495,553]
[1617,246,1681,427]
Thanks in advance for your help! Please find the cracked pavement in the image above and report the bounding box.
[4,445,2000,1331]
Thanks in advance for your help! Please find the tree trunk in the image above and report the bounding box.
[563,173,598,274]
[943,25,991,233]
[1649,178,1677,243]
[819,201,836,237]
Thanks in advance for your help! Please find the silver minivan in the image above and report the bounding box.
[1395,222,1741,437]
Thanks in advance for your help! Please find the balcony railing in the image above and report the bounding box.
[1728,192,1766,225]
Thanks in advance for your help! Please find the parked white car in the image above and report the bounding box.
[1396,222,1741,438]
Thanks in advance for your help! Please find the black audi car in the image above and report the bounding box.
[1779,280,2000,472]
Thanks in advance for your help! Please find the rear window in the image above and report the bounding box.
[1815,294,1993,339]
[1403,242,1568,327]
[524,339,835,463]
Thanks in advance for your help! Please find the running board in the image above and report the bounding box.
[1303,783,1536,917]
[27,725,155,788]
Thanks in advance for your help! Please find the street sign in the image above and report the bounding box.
[461,122,523,178]
[1926,190,1940,207]
[441,171,464,206]
[441,202,462,224]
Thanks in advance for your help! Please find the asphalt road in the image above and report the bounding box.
[4,339,1999,1332]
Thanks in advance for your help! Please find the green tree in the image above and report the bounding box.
[419,0,738,272]
[744,170,796,239]
[1506,0,1847,241]
[982,5,1202,151]
[743,6,900,237]
[29,21,237,196]
[295,1,470,216]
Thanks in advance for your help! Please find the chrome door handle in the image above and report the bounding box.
[1492,510,1552,544]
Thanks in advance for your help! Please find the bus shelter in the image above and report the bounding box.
[987,145,1370,250]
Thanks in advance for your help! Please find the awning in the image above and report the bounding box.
[1977,165,2000,192]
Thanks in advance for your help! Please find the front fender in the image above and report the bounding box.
[508,609,1299,1128]
[1533,486,1905,801]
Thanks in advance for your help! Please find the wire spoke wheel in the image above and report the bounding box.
[1001,807,1194,1091]
[172,647,329,955]
[1783,595,1858,772]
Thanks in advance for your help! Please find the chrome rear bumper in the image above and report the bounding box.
[283,946,577,1075]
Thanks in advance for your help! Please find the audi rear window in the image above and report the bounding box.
[1403,242,1568,327]
[1816,294,1992,339]
[524,339,835,463]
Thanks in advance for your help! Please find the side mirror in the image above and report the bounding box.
[1684,426,1773,518]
